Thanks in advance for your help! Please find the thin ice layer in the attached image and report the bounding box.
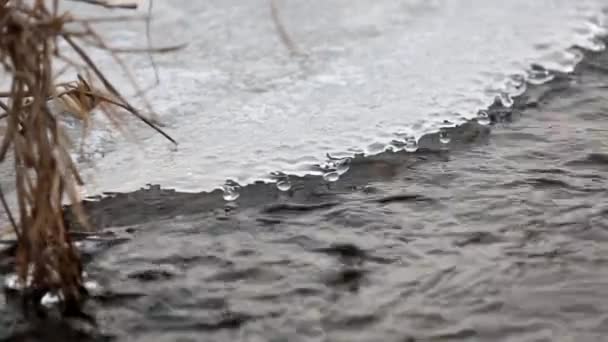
[9,1,608,194]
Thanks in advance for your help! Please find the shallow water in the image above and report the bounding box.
[34,0,608,194]
[3,38,608,341]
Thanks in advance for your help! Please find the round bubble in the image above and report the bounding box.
[323,171,340,182]
[41,292,63,307]
[439,130,451,144]
[527,65,554,85]
[477,110,491,126]
[276,179,292,191]
[404,137,418,152]
[336,158,351,175]
[222,181,241,201]
[496,93,514,108]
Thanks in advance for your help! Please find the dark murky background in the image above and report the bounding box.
[2,40,608,341]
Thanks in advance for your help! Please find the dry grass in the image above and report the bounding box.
[0,0,298,318]
[0,0,179,315]
[270,0,300,56]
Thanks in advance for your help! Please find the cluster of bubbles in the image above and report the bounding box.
[40,272,101,308]
[320,154,351,183]
[487,65,555,125]
[219,64,554,203]
[220,172,294,203]
[4,267,101,308]
[219,155,354,203]
[390,132,419,153]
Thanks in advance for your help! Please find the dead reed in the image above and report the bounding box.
[0,0,179,315]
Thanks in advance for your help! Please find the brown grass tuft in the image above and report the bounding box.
[0,0,179,315]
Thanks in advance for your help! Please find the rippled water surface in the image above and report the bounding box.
[37,0,608,193]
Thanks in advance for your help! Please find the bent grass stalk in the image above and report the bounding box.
[0,0,299,318]
[0,0,179,315]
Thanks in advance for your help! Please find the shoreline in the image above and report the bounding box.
[64,37,602,231]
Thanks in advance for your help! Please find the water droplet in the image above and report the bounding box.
[404,137,418,152]
[323,171,340,182]
[496,93,514,108]
[221,180,240,202]
[527,65,554,85]
[506,74,527,97]
[4,265,35,291]
[84,280,102,295]
[336,158,351,175]
[41,292,63,307]
[76,239,104,254]
[511,73,525,84]
[588,38,606,52]
[389,139,406,150]
[477,111,491,126]
[222,189,240,201]
[565,48,584,67]
[270,171,292,192]
[441,119,457,128]
[276,179,291,192]
[4,274,23,291]
[439,130,451,144]
[321,155,351,180]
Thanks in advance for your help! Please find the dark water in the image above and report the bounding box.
[3,35,608,342]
